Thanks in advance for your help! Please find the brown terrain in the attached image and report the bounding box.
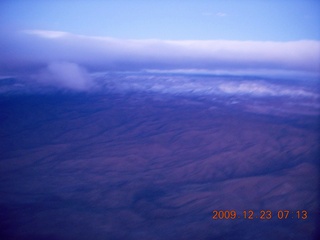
[0,91,319,240]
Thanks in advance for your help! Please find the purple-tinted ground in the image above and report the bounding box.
[0,74,319,239]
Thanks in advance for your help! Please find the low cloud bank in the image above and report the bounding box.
[0,30,319,90]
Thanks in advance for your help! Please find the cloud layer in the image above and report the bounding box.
[0,30,319,89]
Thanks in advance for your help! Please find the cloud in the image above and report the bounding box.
[0,29,319,90]
[216,12,227,17]
[23,30,69,39]
[92,73,318,100]
[217,82,315,97]
[32,62,93,90]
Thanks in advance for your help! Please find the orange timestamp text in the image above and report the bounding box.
[212,210,308,220]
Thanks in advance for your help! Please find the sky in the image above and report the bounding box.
[1,0,320,41]
[0,0,319,90]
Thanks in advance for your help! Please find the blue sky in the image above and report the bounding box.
[0,1,319,89]
[1,0,319,41]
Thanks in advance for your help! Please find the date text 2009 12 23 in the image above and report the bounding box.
[212,210,308,220]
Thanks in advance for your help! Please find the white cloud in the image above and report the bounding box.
[32,62,93,90]
[90,72,318,100]
[216,12,227,17]
[22,30,69,39]
[217,82,315,97]
[0,30,319,90]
